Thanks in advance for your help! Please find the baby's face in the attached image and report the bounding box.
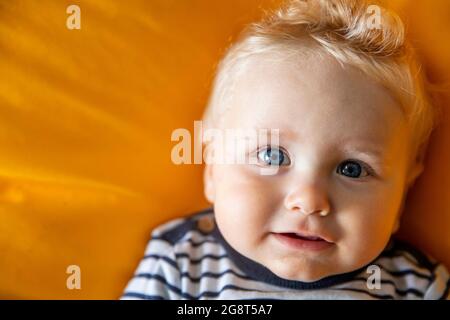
[204,52,417,281]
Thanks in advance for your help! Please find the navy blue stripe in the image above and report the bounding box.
[135,269,254,283]
[380,267,432,280]
[122,292,166,300]
[144,253,228,265]
[128,274,269,300]
[183,239,220,248]
[134,274,186,299]
[127,274,186,299]
[145,255,180,270]
[180,269,254,282]
[153,226,213,245]
[193,284,268,299]
[352,277,424,298]
[174,253,228,263]
[337,288,394,300]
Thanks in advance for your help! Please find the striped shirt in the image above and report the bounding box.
[122,208,450,300]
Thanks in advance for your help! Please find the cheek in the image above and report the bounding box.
[335,180,406,260]
[212,165,280,245]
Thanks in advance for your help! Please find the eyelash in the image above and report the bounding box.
[340,159,376,178]
[253,145,377,178]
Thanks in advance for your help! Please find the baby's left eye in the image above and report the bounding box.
[257,147,291,166]
[336,160,371,179]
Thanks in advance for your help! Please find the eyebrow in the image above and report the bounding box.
[343,147,384,160]
[236,127,297,139]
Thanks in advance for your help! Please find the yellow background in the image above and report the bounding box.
[0,0,448,299]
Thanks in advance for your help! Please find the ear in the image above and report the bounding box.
[203,163,216,203]
[405,158,425,189]
[393,150,426,234]
[392,192,407,234]
[406,140,428,188]
[392,218,401,234]
[393,160,423,233]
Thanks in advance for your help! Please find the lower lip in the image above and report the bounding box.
[272,233,334,251]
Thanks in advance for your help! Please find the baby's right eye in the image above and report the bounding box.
[256,146,291,166]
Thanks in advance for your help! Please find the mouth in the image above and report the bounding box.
[271,232,334,251]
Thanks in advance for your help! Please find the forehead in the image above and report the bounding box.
[224,52,408,149]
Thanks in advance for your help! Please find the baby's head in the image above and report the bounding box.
[200,0,438,281]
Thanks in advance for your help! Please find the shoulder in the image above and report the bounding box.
[122,207,224,299]
[372,238,450,300]
[147,207,228,270]
[149,207,217,245]
[141,206,225,267]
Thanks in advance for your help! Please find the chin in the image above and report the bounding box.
[268,259,331,282]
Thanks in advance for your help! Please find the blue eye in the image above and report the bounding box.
[257,147,291,166]
[337,160,370,178]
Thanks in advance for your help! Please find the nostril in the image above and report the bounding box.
[290,206,329,217]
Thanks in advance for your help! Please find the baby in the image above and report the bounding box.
[122,0,449,299]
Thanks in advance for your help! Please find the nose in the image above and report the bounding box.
[284,180,331,217]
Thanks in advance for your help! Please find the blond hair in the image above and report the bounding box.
[202,0,439,164]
